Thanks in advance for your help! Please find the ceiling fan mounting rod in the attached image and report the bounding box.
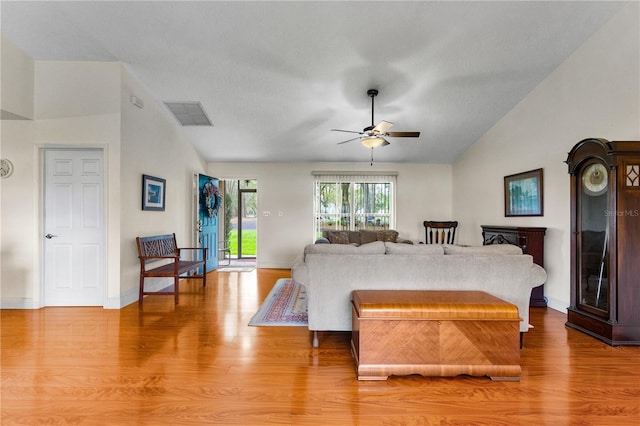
[367,89,378,129]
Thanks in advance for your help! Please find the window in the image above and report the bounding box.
[313,172,397,239]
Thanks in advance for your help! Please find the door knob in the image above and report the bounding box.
[45,233,58,239]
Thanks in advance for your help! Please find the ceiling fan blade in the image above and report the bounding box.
[331,129,363,134]
[387,131,421,138]
[373,120,394,134]
[380,138,391,146]
[337,136,361,145]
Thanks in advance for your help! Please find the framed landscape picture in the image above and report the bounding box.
[142,174,166,211]
[504,168,543,217]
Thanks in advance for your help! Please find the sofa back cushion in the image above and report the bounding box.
[443,244,523,255]
[385,242,444,255]
[304,240,386,258]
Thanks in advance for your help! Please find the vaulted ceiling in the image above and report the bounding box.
[1,1,626,163]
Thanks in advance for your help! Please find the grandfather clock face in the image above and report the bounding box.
[578,161,609,313]
[582,163,608,195]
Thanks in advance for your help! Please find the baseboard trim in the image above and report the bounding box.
[545,297,568,314]
[0,298,41,309]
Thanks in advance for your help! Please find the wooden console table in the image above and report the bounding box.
[481,225,547,307]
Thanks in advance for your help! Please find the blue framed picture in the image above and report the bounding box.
[504,168,543,216]
[142,174,166,211]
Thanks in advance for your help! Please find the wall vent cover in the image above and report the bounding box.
[164,101,212,126]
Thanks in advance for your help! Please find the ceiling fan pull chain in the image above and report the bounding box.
[370,147,374,166]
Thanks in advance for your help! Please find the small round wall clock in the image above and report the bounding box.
[0,158,14,179]
[582,163,608,196]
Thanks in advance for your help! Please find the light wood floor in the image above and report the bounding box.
[2,269,639,425]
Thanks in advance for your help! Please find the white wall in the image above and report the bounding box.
[1,60,122,308]
[0,36,34,120]
[119,66,207,305]
[35,61,124,308]
[452,2,640,312]
[3,3,636,309]
[0,43,207,307]
[1,35,36,305]
[1,120,37,304]
[207,162,453,268]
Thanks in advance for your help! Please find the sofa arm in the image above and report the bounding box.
[530,263,548,288]
[291,257,309,286]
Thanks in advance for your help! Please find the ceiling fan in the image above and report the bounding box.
[331,89,421,150]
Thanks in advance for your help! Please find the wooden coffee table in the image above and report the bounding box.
[351,290,522,381]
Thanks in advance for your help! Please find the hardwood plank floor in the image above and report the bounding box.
[2,269,639,425]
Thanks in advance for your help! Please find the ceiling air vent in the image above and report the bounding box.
[164,101,212,126]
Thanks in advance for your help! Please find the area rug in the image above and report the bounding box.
[248,278,308,326]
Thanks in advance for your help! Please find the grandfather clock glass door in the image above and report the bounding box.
[578,161,609,315]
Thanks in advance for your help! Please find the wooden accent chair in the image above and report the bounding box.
[424,221,458,244]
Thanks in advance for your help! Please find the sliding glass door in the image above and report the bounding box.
[223,179,257,260]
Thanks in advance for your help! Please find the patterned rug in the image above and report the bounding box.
[248,278,308,326]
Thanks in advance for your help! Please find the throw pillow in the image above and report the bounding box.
[327,231,350,244]
[359,230,379,244]
[377,230,399,242]
[347,231,361,245]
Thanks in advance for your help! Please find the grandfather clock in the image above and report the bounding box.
[565,138,640,345]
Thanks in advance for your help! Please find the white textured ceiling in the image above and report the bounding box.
[1,1,626,163]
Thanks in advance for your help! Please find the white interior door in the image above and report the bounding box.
[44,149,105,306]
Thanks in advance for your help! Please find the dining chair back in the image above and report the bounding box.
[424,221,458,244]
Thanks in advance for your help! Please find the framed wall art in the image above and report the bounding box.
[504,168,543,217]
[142,174,166,211]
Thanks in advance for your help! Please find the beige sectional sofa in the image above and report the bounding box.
[291,241,547,347]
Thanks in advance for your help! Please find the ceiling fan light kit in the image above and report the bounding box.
[361,136,388,149]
